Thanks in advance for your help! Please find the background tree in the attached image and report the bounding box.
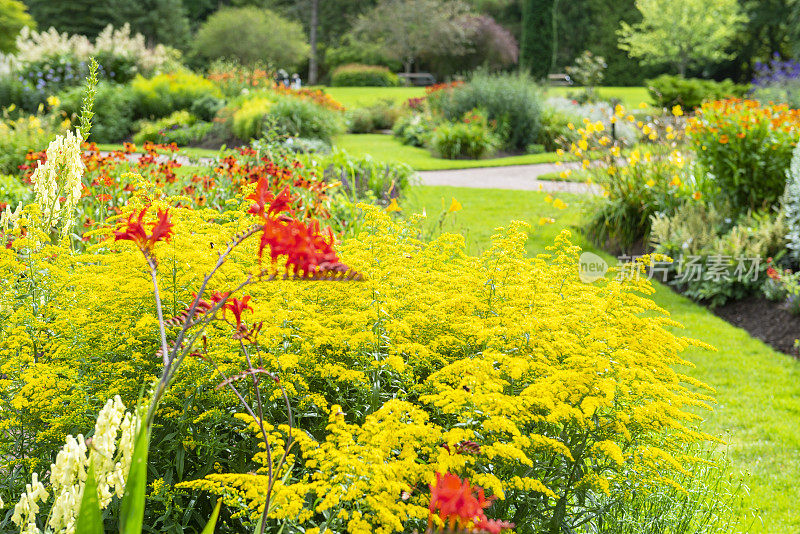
[349,0,473,74]
[618,0,746,76]
[112,0,191,49]
[519,0,553,79]
[0,0,34,53]
[192,6,309,68]
[23,0,117,38]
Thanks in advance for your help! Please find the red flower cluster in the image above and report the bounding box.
[113,207,174,255]
[428,473,514,534]
[224,296,253,327]
[247,178,349,276]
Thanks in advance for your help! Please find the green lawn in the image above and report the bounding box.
[335,134,560,171]
[322,86,650,110]
[404,185,800,533]
[544,86,652,108]
[322,86,426,108]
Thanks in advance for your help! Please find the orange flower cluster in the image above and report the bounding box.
[113,207,174,255]
[427,472,514,534]
[687,98,800,139]
[247,178,350,276]
[271,84,345,112]
[425,81,464,95]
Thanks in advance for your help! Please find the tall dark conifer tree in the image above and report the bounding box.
[519,0,553,79]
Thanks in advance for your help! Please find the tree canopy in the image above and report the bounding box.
[618,0,746,76]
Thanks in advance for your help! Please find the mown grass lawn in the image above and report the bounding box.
[335,133,561,171]
[544,86,652,108]
[322,86,426,108]
[323,85,651,110]
[404,185,800,533]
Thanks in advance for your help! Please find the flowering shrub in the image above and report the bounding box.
[752,54,800,109]
[131,72,222,120]
[650,203,787,306]
[0,69,731,533]
[429,110,500,159]
[428,72,542,152]
[0,105,69,174]
[687,99,800,214]
[564,103,701,250]
[132,111,212,146]
[646,75,749,110]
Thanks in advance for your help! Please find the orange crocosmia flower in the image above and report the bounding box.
[719,134,729,144]
[692,191,702,200]
[427,472,512,533]
[224,296,253,327]
[114,207,174,253]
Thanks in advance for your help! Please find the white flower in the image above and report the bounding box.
[14,396,140,534]
[0,201,23,234]
[29,129,85,238]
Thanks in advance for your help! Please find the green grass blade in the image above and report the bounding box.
[201,499,223,534]
[75,461,104,534]
[119,427,150,534]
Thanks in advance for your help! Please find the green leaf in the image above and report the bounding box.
[75,461,104,534]
[253,512,263,534]
[201,499,223,534]
[119,427,150,534]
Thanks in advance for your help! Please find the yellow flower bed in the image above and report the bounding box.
[0,190,715,532]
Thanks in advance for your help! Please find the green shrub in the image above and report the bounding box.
[132,72,222,120]
[346,101,401,133]
[0,111,64,174]
[646,75,749,110]
[537,107,580,152]
[324,37,403,72]
[346,107,375,133]
[264,97,345,144]
[192,7,309,68]
[429,111,500,159]
[132,111,212,146]
[393,112,438,147]
[428,71,542,152]
[231,96,272,140]
[302,148,416,204]
[0,76,47,113]
[190,94,225,122]
[783,144,800,263]
[0,173,30,206]
[687,99,799,215]
[58,81,136,143]
[331,64,400,87]
[650,202,787,306]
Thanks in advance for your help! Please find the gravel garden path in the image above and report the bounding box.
[102,152,597,194]
[418,162,598,194]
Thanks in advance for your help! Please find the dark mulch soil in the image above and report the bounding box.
[712,296,800,357]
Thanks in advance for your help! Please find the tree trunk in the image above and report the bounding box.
[308,0,319,85]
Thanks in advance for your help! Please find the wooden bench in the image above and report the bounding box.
[398,72,437,87]
[547,73,573,86]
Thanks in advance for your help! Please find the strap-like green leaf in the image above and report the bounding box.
[201,499,223,534]
[75,462,104,534]
[119,427,150,534]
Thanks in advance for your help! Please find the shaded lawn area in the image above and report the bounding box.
[335,134,561,171]
[403,185,800,533]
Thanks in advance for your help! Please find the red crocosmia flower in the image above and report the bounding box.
[114,207,174,255]
[224,296,253,327]
[428,473,511,534]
